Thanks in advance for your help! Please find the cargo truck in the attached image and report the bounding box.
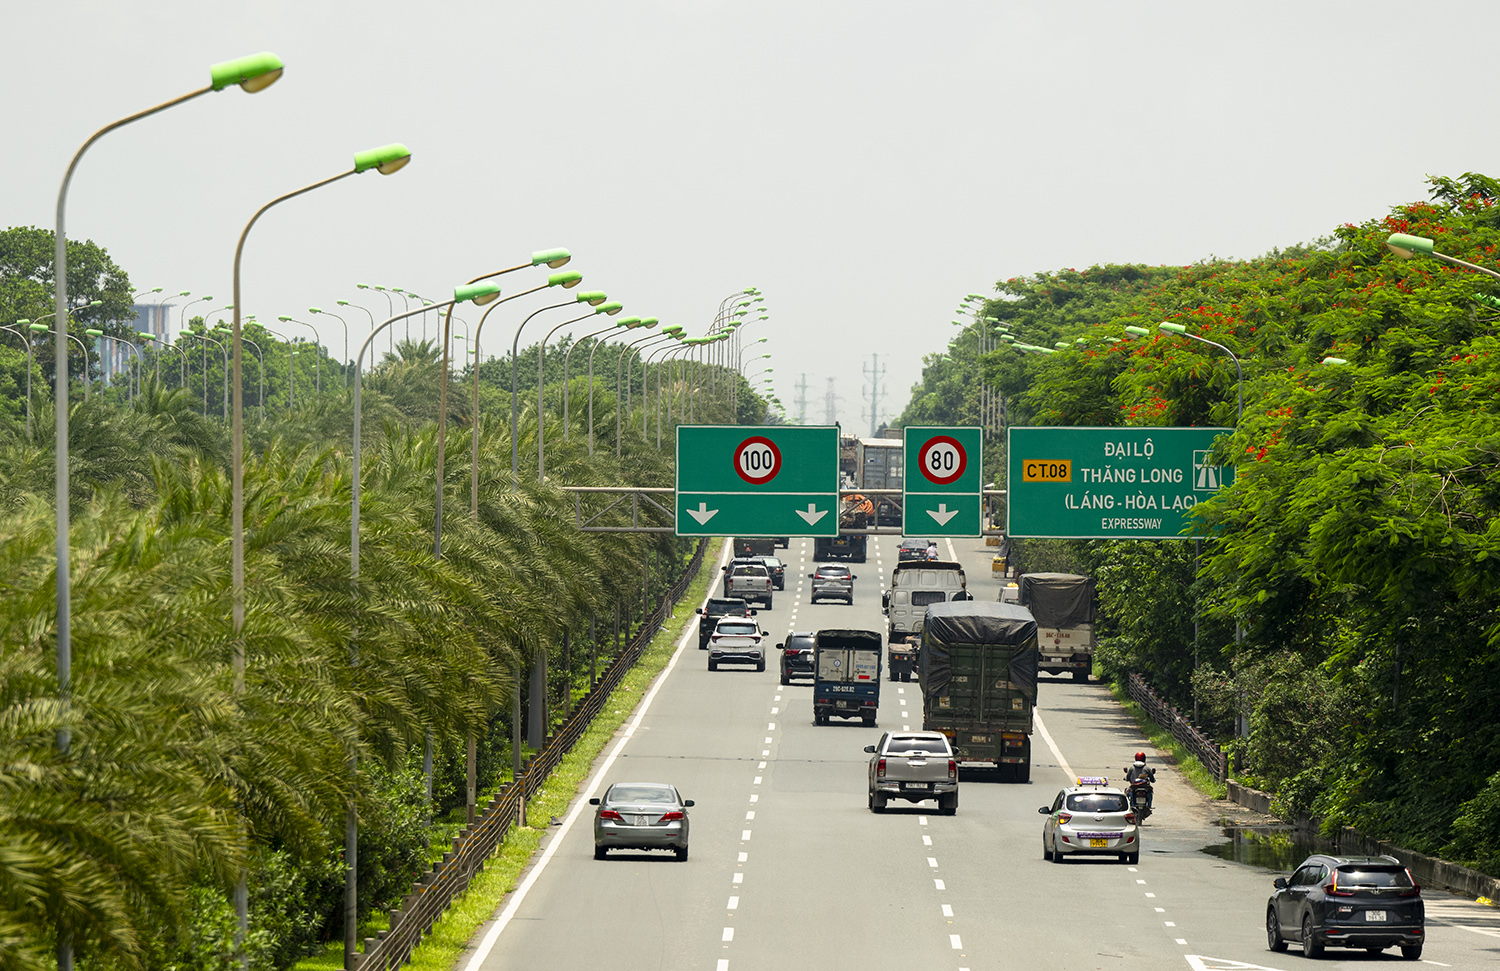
[1017,573,1097,682]
[884,561,967,682]
[813,494,872,562]
[813,629,883,726]
[919,601,1039,783]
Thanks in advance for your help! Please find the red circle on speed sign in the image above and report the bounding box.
[919,435,967,485]
[734,435,782,484]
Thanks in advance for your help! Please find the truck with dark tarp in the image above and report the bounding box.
[1017,573,1097,682]
[919,601,1038,782]
[813,629,883,726]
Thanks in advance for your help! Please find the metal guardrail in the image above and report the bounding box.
[1127,672,1228,783]
[347,538,709,971]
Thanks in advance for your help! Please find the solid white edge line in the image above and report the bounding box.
[1032,706,1073,781]
[460,541,731,971]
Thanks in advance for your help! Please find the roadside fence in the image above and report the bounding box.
[1127,671,1228,783]
[346,538,709,971]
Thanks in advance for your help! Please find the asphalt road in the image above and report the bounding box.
[463,534,1500,971]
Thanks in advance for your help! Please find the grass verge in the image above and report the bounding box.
[295,538,725,971]
[1108,681,1228,801]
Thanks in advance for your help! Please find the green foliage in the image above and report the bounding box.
[898,174,1500,874]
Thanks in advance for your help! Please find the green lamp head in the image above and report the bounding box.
[1386,233,1434,259]
[137,332,154,341]
[1124,326,1150,337]
[532,248,572,269]
[85,329,104,337]
[178,290,191,297]
[597,301,623,316]
[663,325,685,337]
[28,322,47,332]
[1158,322,1187,335]
[1000,334,1015,343]
[309,307,324,315]
[210,52,285,93]
[353,143,412,175]
[277,315,293,322]
[548,269,583,289]
[1323,357,1349,366]
[617,316,643,329]
[454,281,502,305]
[639,317,660,330]
[577,290,607,306]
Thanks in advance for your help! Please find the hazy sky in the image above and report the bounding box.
[5,1,1496,432]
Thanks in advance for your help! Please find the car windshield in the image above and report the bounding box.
[816,566,850,578]
[759,557,782,569]
[885,737,948,755]
[716,621,758,635]
[707,599,746,613]
[785,637,815,651]
[901,540,927,550]
[607,785,678,805]
[1065,792,1130,813]
[1334,866,1413,888]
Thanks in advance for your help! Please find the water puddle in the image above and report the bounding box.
[1200,825,1319,873]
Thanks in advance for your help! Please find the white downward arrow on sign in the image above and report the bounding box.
[927,503,959,526]
[687,502,719,525]
[795,504,827,526]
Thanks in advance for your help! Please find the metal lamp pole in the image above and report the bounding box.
[535,294,612,478]
[310,307,349,387]
[559,306,624,445]
[503,275,585,479]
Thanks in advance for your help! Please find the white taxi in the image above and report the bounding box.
[1038,777,1140,864]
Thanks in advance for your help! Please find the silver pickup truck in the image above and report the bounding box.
[864,730,958,815]
[723,561,773,609]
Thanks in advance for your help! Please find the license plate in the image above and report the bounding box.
[1365,911,1387,922]
[906,782,930,790]
[837,700,854,708]
[633,815,650,825]
[1089,838,1109,847]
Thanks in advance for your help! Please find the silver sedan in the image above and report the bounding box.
[590,782,693,860]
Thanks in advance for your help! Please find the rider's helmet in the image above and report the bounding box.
[1134,751,1146,763]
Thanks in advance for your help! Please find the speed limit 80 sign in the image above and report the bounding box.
[903,426,983,537]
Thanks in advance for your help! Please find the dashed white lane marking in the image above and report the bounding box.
[761,750,769,756]
[1155,907,1165,913]
[728,896,739,909]
[1175,939,1187,945]
[757,761,766,769]
[927,857,939,868]
[738,852,747,862]
[767,722,776,730]
[1136,879,1147,884]
[741,830,752,840]
[949,934,962,949]
[1145,892,1156,898]
[749,794,758,803]
[900,698,907,706]
[753,776,762,784]
[919,816,928,825]
[745,811,755,820]
[717,961,728,971]
[897,687,904,694]
[903,725,911,730]
[733,873,743,884]
[763,737,772,744]
[1164,921,1176,927]
[942,904,954,917]
[770,707,778,714]
[722,927,734,942]
[922,835,932,846]
[934,879,945,890]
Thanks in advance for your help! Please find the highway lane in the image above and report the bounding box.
[465,534,1500,971]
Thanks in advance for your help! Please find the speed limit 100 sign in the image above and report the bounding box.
[734,435,782,484]
[918,435,967,485]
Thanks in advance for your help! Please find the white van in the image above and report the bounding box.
[884,561,968,644]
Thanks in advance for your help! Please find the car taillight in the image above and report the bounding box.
[877,758,886,778]
[598,810,622,820]
[1125,812,1137,824]
[660,811,684,821]
[1325,877,1355,897]
[947,759,957,780]
[1056,812,1072,824]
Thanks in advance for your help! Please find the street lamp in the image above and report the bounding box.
[641,326,685,439]
[589,316,641,455]
[536,292,611,479]
[309,307,349,386]
[347,280,497,964]
[617,320,663,457]
[1157,321,1243,423]
[279,315,322,392]
[336,299,376,366]
[559,305,625,447]
[1386,232,1500,282]
[503,272,585,478]
[216,326,264,423]
[2,324,37,436]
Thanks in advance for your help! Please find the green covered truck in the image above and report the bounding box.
[919,601,1039,783]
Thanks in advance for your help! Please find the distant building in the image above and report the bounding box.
[99,302,176,383]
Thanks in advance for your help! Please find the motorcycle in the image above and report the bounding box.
[1125,773,1154,823]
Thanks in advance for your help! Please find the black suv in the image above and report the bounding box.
[778,631,815,685]
[753,555,786,590]
[1267,854,1425,960]
[696,597,753,649]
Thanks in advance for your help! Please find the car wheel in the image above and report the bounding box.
[1266,909,1286,952]
[869,791,887,813]
[1051,838,1067,863]
[780,672,790,685]
[861,711,876,726]
[1301,915,1323,958]
[594,845,607,861]
[708,660,718,671]
[756,658,766,672]
[1126,850,1139,865]
[940,794,957,816]
[674,844,688,862]
[1399,944,1422,960]
[1043,841,1053,861]
[765,596,773,609]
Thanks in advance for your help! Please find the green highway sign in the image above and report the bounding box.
[1006,427,1234,539]
[903,426,983,537]
[676,425,840,537]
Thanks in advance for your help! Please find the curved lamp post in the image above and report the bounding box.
[500,272,586,477]
[642,328,685,440]
[560,303,624,444]
[309,306,349,386]
[536,292,611,479]
[215,326,264,423]
[357,283,396,352]
[589,316,641,455]
[279,315,322,392]
[1387,232,1500,282]
[336,299,376,365]
[4,324,39,436]
[1157,321,1242,423]
[616,320,662,457]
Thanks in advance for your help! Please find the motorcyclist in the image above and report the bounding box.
[1123,752,1155,810]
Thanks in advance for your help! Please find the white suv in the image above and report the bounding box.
[707,618,766,672]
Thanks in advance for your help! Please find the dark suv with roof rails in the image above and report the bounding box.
[778,631,815,684]
[1266,853,1425,960]
[696,597,754,649]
